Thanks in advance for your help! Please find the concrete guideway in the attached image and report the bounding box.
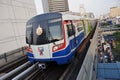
[76,22,99,80]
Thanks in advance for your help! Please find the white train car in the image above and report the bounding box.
[26,12,96,64]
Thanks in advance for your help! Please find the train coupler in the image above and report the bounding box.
[38,63,46,71]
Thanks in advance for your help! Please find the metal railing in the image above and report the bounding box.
[0,47,25,62]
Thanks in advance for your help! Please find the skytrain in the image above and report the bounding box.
[26,12,97,64]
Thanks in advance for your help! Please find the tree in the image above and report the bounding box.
[113,31,120,42]
[113,31,120,61]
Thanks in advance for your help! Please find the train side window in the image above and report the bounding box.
[67,24,75,37]
[76,21,83,32]
[77,27,83,32]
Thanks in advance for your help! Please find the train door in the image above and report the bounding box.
[84,20,89,36]
[66,21,76,50]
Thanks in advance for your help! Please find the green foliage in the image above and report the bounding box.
[101,22,110,26]
[112,43,120,61]
[112,32,120,61]
[113,31,120,42]
[113,42,120,52]
[114,24,120,27]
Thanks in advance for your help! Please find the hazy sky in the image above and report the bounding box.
[69,0,120,17]
[35,0,120,18]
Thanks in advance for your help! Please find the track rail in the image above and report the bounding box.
[0,61,32,80]
[23,62,67,80]
[12,62,38,80]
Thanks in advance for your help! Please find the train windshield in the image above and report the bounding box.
[26,18,63,45]
[48,18,63,42]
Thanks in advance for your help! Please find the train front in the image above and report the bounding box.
[26,13,67,64]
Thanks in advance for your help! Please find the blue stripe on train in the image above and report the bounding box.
[27,49,76,64]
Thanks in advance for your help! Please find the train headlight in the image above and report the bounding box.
[53,46,59,51]
[25,46,33,53]
[52,43,64,52]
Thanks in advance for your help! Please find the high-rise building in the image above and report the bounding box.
[84,12,95,18]
[35,0,69,14]
[110,7,120,18]
[48,0,69,12]
[79,4,94,18]
[79,4,86,16]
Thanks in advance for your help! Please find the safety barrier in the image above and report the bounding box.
[0,47,25,62]
[76,23,99,80]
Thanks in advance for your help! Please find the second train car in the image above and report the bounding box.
[26,12,96,64]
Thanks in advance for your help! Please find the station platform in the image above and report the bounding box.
[97,62,120,80]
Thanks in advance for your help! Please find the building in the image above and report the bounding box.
[79,4,86,17]
[79,4,94,18]
[0,0,36,53]
[83,12,95,18]
[48,0,69,12]
[35,0,69,14]
[99,13,110,20]
[110,7,120,18]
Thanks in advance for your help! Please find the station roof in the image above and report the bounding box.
[97,62,120,80]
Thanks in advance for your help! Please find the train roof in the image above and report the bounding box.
[62,13,81,20]
[27,12,96,24]
[61,12,96,20]
[27,12,62,24]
